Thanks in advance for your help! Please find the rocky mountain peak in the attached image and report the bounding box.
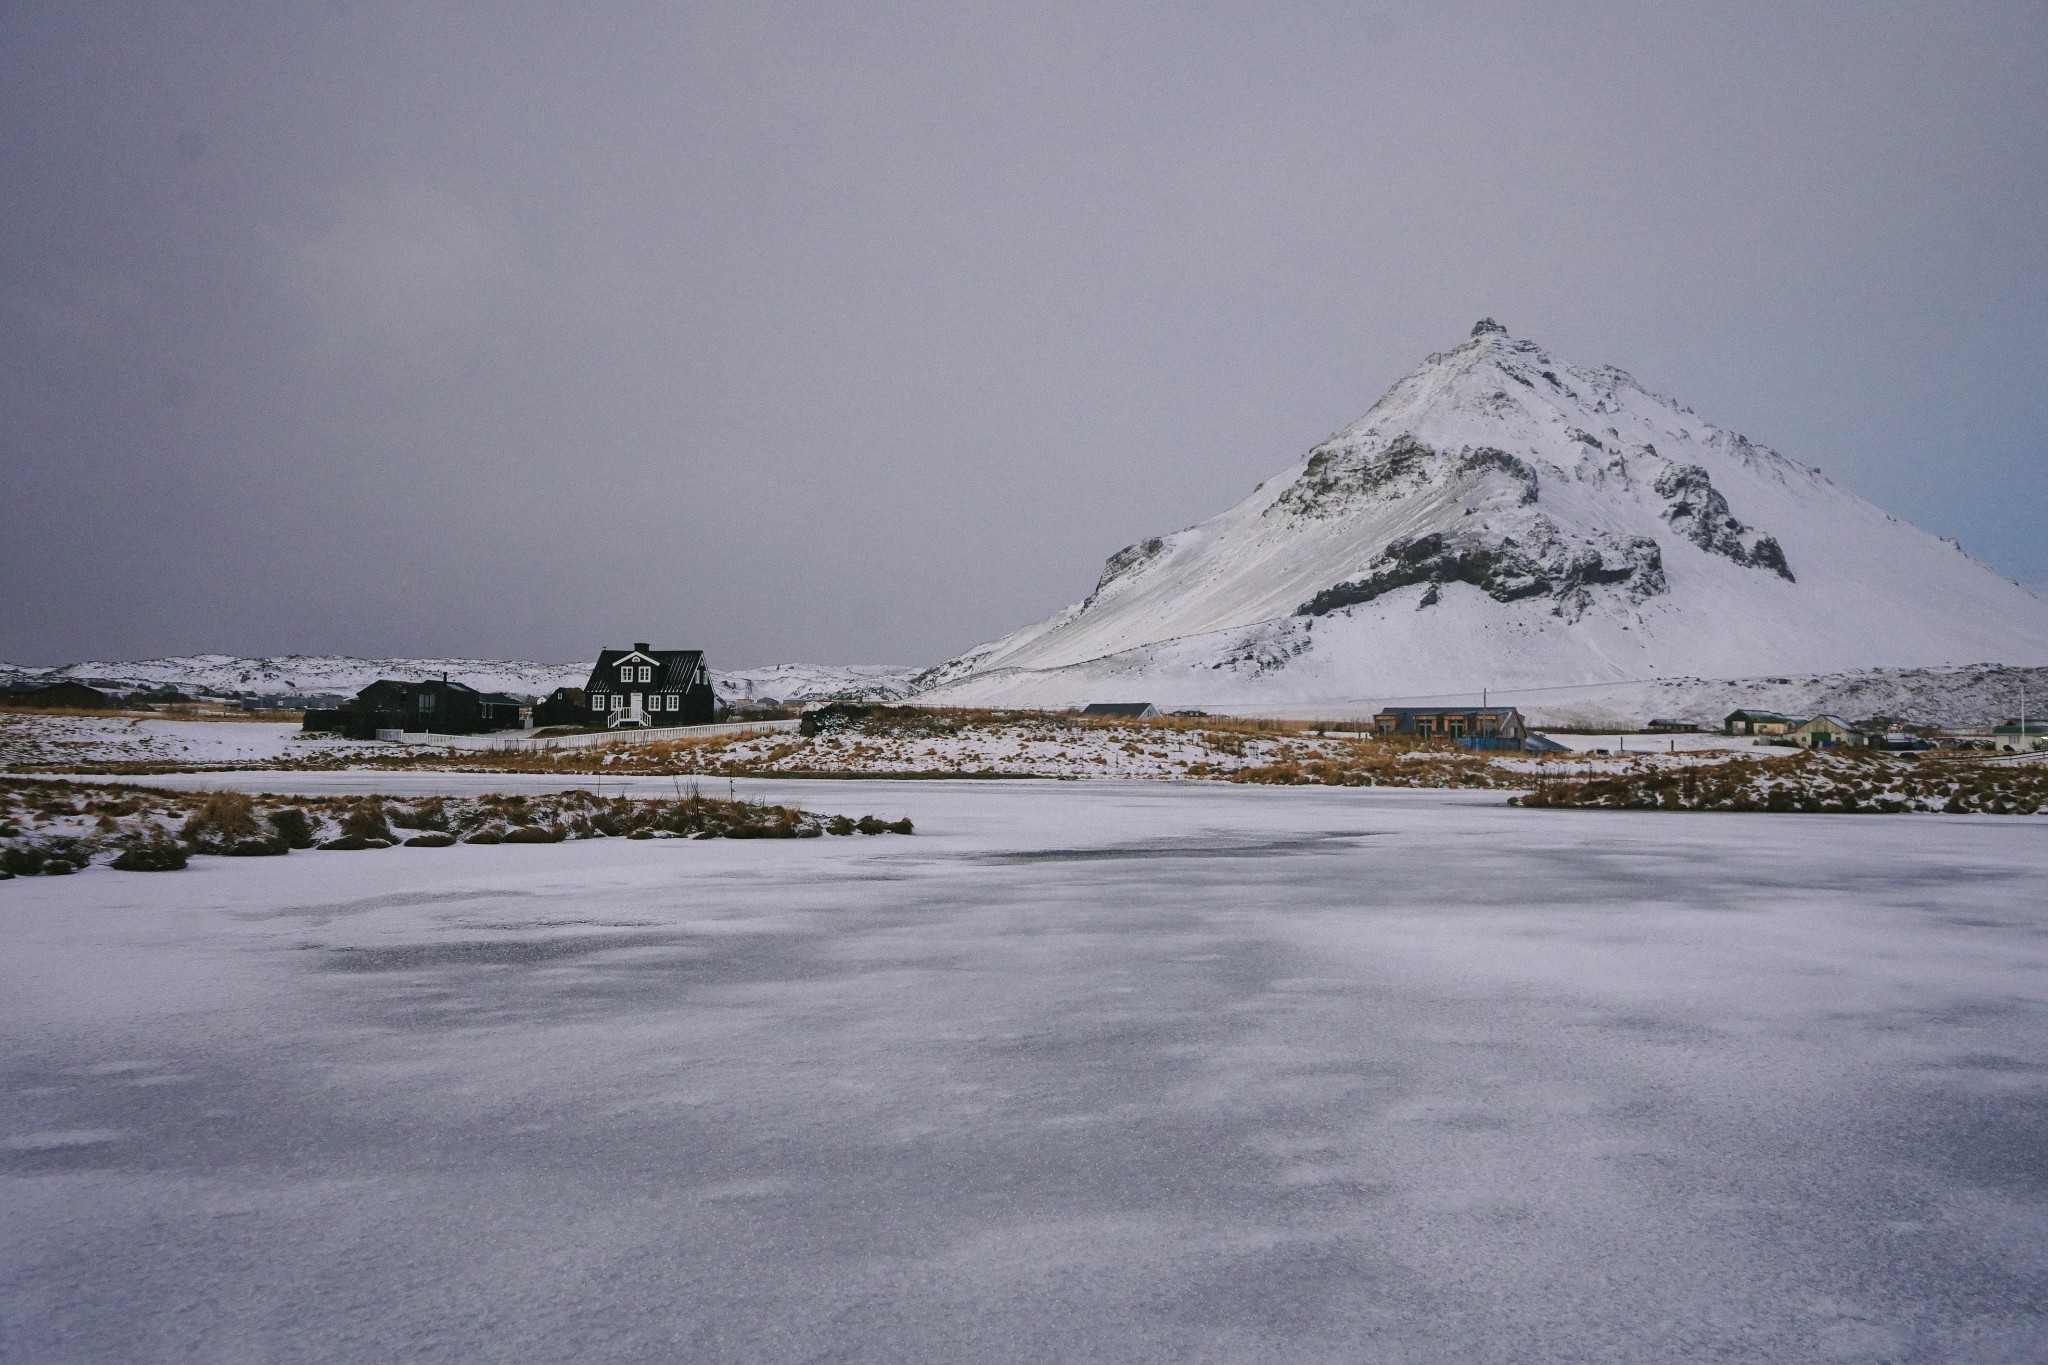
[910,322,2048,708]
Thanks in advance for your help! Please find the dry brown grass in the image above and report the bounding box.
[1513,749,2048,814]
[0,775,915,876]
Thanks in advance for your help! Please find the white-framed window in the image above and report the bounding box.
[591,694,606,711]
[639,665,653,683]
[619,663,632,681]
[665,694,678,711]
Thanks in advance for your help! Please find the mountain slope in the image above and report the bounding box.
[915,321,2048,708]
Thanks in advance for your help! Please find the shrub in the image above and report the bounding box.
[268,807,318,849]
[181,791,261,851]
[463,828,505,844]
[405,798,450,832]
[403,833,457,848]
[1,843,47,876]
[111,832,189,871]
[336,800,395,844]
[502,825,563,844]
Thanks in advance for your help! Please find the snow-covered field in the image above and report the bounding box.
[5,781,2046,1361]
[0,713,378,769]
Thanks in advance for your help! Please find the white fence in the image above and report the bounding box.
[388,719,800,753]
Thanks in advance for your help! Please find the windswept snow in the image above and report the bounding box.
[915,322,2048,710]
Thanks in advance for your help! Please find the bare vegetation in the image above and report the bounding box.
[1513,750,2048,814]
[0,777,911,877]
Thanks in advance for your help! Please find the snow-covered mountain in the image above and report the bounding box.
[0,655,588,698]
[713,663,923,704]
[913,320,2048,710]
[0,655,921,703]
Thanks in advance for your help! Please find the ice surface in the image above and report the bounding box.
[4,782,2047,1361]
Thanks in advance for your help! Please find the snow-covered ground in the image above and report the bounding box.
[1543,731,1758,754]
[0,714,379,768]
[5,781,2046,1361]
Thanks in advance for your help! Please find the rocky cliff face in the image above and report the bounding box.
[912,321,2048,709]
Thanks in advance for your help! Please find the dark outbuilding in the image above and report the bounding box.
[532,687,588,728]
[303,678,526,739]
[5,680,119,710]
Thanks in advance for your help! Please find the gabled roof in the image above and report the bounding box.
[1790,713,1858,731]
[357,677,482,700]
[1375,705,1521,718]
[1080,701,1158,717]
[585,647,707,693]
[1725,708,1795,722]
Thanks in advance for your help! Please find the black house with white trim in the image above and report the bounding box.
[582,644,716,728]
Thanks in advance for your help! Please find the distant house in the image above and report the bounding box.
[1374,706,1527,743]
[478,692,530,730]
[1990,720,2048,753]
[532,687,587,728]
[6,680,118,710]
[1080,702,1161,719]
[303,678,524,739]
[240,692,346,713]
[1788,714,1868,749]
[583,644,715,729]
[1646,718,1702,732]
[1724,709,1797,736]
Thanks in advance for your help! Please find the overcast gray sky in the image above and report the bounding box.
[3,1,2044,668]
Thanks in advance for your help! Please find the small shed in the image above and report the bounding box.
[1724,709,1797,736]
[532,687,587,728]
[1788,714,1868,749]
[1646,718,1702,732]
[1080,702,1161,719]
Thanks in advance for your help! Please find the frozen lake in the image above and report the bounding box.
[5,780,2047,1362]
